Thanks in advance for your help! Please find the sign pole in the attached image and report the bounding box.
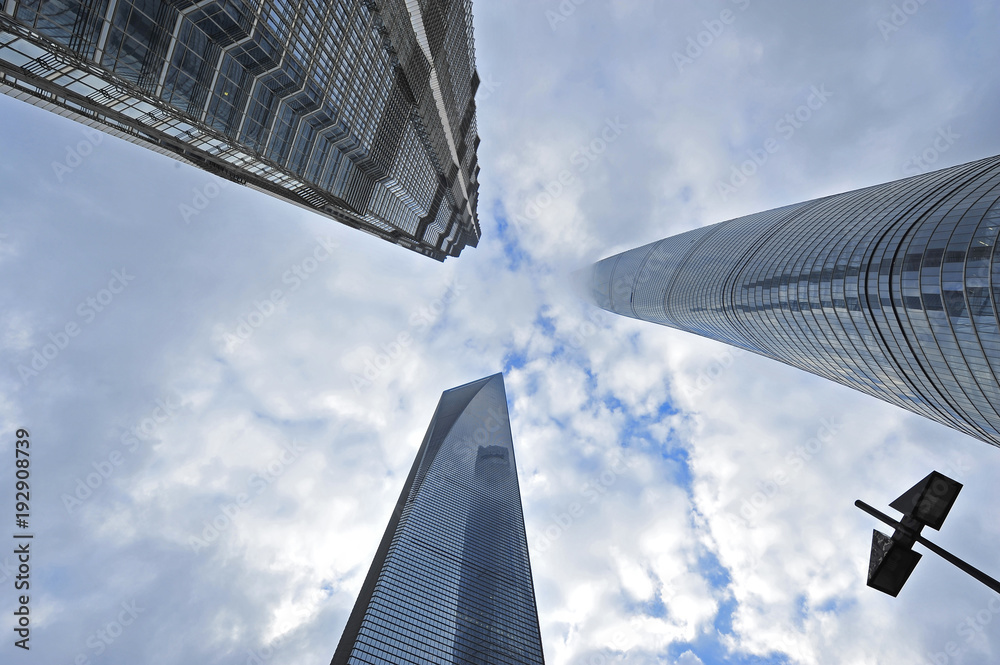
[855,500,1000,594]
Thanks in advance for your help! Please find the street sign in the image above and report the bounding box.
[888,471,962,531]
[867,530,922,597]
[857,470,1000,596]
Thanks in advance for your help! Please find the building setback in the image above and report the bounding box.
[331,373,546,664]
[584,155,1000,448]
[0,0,480,260]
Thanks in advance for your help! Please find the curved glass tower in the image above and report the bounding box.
[584,154,1000,447]
[0,0,481,260]
[331,373,546,665]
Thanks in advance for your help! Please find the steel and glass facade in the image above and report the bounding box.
[585,154,1000,448]
[0,0,481,260]
[331,373,546,665]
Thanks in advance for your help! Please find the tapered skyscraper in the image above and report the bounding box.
[584,154,1000,447]
[0,0,480,260]
[331,374,546,664]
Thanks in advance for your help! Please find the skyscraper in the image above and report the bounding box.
[0,0,480,260]
[583,154,1000,448]
[331,373,546,664]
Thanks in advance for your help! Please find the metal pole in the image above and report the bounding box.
[855,500,1000,595]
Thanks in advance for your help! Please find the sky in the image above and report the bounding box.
[3,1,1000,664]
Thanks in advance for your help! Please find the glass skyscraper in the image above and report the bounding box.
[584,154,1000,448]
[0,0,480,260]
[331,373,546,664]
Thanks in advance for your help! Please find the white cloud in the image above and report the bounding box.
[676,650,705,665]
